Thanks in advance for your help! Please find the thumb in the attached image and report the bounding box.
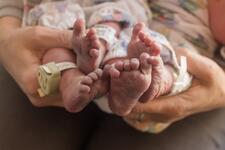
[25,26,73,50]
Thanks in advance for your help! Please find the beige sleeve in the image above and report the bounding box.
[0,0,23,19]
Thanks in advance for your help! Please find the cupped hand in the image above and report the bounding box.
[125,48,225,130]
[0,17,73,107]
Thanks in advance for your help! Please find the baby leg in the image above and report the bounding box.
[42,48,108,112]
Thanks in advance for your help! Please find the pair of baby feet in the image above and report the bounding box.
[65,19,166,115]
[106,23,166,115]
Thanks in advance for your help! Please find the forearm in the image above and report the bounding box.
[208,0,225,45]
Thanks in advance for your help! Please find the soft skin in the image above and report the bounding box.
[0,17,73,108]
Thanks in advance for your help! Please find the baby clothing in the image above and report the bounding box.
[23,0,150,60]
[23,0,150,29]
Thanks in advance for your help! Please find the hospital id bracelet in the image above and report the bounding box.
[94,24,117,49]
[37,62,76,97]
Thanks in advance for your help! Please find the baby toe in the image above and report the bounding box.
[103,64,112,74]
[109,67,120,78]
[79,84,91,93]
[124,60,131,71]
[130,58,140,70]
[131,23,145,41]
[73,19,86,37]
[149,42,161,56]
[148,56,163,67]
[138,31,147,43]
[92,40,101,49]
[81,76,93,85]
[89,49,99,58]
[114,61,124,71]
[143,35,154,47]
[87,28,96,37]
[95,68,103,77]
[140,53,152,74]
[88,72,98,81]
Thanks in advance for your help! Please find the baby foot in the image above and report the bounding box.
[127,23,174,103]
[128,22,160,58]
[72,19,106,74]
[137,32,174,102]
[61,68,107,113]
[105,53,152,116]
[139,55,174,102]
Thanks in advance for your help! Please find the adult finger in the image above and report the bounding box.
[176,48,222,84]
[24,26,73,50]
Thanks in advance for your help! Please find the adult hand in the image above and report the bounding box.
[125,48,225,130]
[0,17,73,107]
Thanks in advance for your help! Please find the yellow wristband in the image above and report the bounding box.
[37,62,76,97]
